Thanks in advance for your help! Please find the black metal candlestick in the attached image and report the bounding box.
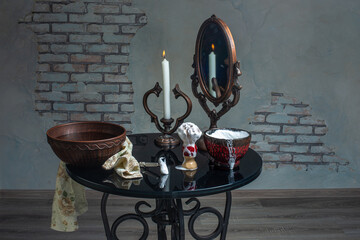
[143,82,192,148]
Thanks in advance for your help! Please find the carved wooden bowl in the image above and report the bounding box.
[204,128,251,169]
[47,122,126,167]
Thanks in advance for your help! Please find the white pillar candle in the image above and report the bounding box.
[162,50,171,119]
[208,44,217,97]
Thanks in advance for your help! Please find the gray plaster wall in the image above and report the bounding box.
[0,0,59,189]
[0,0,359,189]
[129,0,360,188]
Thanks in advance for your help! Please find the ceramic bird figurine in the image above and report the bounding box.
[176,122,202,170]
[158,157,169,175]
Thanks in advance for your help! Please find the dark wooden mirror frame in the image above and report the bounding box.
[191,15,242,129]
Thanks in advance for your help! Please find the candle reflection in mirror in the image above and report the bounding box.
[208,44,217,98]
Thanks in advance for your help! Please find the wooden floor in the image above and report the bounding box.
[1,189,360,240]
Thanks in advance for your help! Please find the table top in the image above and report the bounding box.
[66,133,262,199]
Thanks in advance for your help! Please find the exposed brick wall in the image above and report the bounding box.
[20,0,147,132]
[250,92,348,172]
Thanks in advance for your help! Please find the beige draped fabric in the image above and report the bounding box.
[102,137,143,179]
[51,137,142,232]
[51,161,87,232]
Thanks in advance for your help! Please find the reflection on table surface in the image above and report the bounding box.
[66,133,262,199]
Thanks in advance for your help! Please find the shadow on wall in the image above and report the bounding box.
[249,92,348,172]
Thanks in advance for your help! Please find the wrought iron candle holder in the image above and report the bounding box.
[143,82,192,148]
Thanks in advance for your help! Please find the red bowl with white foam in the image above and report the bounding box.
[204,128,251,169]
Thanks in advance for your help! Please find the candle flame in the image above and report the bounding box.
[162,50,166,58]
[211,44,215,51]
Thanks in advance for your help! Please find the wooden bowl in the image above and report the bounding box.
[46,122,126,167]
[204,128,251,169]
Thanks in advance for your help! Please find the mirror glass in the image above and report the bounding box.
[192,15,240,129]
[199,23,229,99]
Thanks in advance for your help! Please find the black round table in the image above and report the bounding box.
[67,133,262,240]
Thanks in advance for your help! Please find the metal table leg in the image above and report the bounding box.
[101,193,112,240]
[220,191,232,240]
[188,191,232,240]
[175,198,185,240]
[101,193,149,240]
[100,191,232,240]
[156,199,167,240]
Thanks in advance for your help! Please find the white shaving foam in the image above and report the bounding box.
[207,129,249,140]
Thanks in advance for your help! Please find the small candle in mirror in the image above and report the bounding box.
[208,44,216,97]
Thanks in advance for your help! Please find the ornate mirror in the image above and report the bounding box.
[191,15,242,129]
